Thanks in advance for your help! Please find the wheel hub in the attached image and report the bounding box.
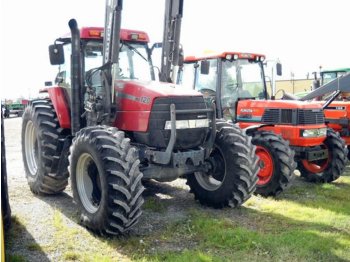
[24,121,38,176]
[194,147,226,191]
[301,144,330,174]
[256,146,274,185]
[76,153,101,214]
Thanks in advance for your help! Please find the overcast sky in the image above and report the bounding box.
[1,0,349,100]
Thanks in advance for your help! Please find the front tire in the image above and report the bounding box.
[69,126,144,235]
[187,121,259,208]
[298,129,347,183]
[21,99,69,194]
[252,131,296,197]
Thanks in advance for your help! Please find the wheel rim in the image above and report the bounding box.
[194,147,226,191]
[24,121,38,176]
[256,146,274,185]
[76,153,101,214]
[301,145,330,174]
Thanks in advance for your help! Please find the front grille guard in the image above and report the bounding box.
[146,103,216,165]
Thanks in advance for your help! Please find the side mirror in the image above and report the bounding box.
[49,44,64,65]
[276,63,282,76]
[200,60,210,75]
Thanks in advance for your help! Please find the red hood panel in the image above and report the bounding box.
[114,80,202,111]
[113,80,204,132]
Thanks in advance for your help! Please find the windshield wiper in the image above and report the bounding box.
[123,42,148,62]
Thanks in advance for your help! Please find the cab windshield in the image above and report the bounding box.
[84,41,153,81]
[321,71,349,85]
[179,58,265,106]
[59,40,153,89]
[321,72,337,85]
[221,59,265,103]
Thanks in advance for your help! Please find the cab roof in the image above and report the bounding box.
[184,51,266,63]
[57,27,150,43]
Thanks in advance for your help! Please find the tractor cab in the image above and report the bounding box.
[179,52,268,120]
[50,27,155,102]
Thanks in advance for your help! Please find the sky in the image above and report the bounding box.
[1,0,349,100]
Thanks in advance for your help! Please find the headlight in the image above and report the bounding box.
[301,128,327,138]
[164,119,209,130]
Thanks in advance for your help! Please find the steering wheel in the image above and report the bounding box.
[199,88,216,97]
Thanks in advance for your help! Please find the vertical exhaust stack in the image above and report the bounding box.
[68,19,83,135]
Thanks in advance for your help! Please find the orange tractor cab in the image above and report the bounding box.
[179,51,347,192]
[21,1,259,235]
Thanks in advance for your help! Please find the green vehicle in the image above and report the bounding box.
[320,68,350,85]
[3,100,28,117]
[8,103,25,117]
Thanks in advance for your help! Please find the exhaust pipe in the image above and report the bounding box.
[68,19,83,135]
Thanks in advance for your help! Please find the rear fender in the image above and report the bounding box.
[47,87,71,129]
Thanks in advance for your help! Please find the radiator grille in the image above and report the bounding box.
[262,108,324,125]
[298,109,324,125]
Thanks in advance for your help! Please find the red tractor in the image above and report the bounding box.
[178,51,348,194]
[21,1,259,235]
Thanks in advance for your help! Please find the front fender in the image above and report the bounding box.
[244,124,273,135]
[47,87,71,129]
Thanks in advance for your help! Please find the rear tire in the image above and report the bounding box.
[21,99,69,194]
[298,129,347,183]
[69,126,144,235]
[187,121,259,208]
[252,131,296,197]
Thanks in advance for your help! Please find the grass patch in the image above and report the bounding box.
[26,242,42,251]
[8,254,26,262]
[143,198,167,213]
[64,251,81,261]
[145,250,221,262]
[49,209,127,261]
[140,176,350,261]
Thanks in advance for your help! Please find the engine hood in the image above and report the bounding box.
[239,99,324,110]
[114,80,202,111]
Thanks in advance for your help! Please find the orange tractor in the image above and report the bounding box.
[178,51,348,194]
